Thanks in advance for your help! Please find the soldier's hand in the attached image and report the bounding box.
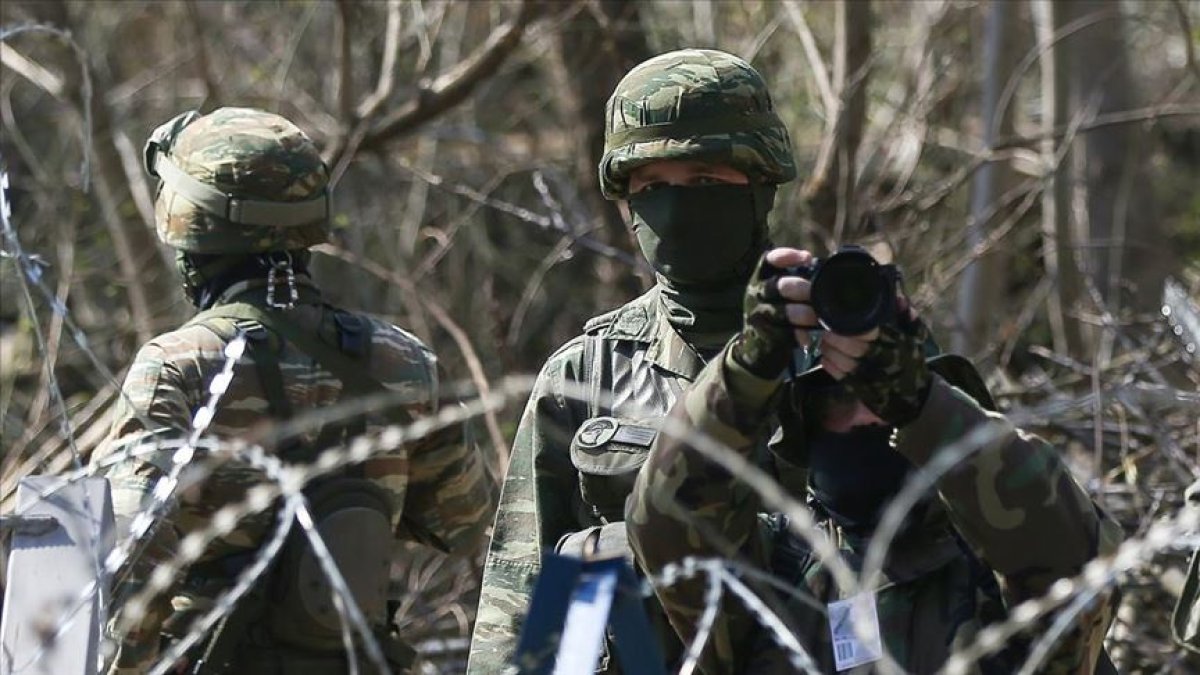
[732,248,819,378]
[834,293,934,427]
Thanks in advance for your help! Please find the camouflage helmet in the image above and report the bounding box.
[143,107,330,254]
[599,49,797,200]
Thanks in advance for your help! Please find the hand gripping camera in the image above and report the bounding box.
[778,245,902,335]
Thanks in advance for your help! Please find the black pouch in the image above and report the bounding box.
[569,417,659,523]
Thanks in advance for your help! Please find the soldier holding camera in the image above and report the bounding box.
[469,49,797,673]
[626,246,1124,674]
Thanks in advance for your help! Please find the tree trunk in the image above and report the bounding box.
[953,0,1020,358]
[1033,0,1089,359]
[1063,0,1172,315]
[802,0,872,242]
[31,0,180,342]
[549,0,650,302]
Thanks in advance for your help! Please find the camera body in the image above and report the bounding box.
[781,245,901,335]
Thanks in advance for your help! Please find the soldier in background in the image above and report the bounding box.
[1173,479,1200,654]
[92,107,497,674]
[468,49,797,673]
[626,246,1125,674]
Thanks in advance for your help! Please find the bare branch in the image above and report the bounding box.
[990,5,1121,141]
[324,0,537,176]
[877,102,1200,217]
[315,244,511,468]
[355,0,405,120]
[993,102,1200,150]
[0,42,64,98]
[781,0,836,116]
[332,0,355,119]
[184,0,220,105]
[801,0,872,238]
[1169,0,1200,84]
[112,130,156,231]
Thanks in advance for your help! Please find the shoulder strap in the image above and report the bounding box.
[185,313,295,421]
[581,333,608,420]
[245,327,294,421]
[189,303,386,396]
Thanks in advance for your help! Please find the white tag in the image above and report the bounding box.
[553,568,618,674]
[827,592,883,671]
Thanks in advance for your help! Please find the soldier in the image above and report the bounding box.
[92,107,496,674]
[626,246,1125,674]
[467,49,796,673]
[1173,479,1200,654]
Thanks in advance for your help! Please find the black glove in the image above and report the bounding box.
[839,305,933,427]
[730,254,798,378]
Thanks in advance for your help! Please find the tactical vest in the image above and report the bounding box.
[757,361,1119,675]
[171,301,416,674]
[569,306,692,525]
[567,298,703,673]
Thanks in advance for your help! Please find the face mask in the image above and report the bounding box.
[628,183,773,287]
[807,424,912,530]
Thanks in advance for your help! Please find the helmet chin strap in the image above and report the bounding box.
[264,251,298,310]
[176,250,307,310]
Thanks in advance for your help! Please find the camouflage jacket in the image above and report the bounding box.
[1173,480,1200,654]
[92,277,497,674]
[468,288,717,674]
[627,344,1124,675]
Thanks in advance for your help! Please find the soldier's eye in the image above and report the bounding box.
[637,181,668,193]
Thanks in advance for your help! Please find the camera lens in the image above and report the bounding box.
[811,249,887,334]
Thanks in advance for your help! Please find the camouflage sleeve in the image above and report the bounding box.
[400,419,498,556]
[467,340,586,674]
[895,376,1124,673]
[93,342,194,675]
[626,345,783,675]
[391,340,498,557]
[100,343,194,447]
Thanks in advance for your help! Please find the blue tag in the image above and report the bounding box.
[514,552,667,675]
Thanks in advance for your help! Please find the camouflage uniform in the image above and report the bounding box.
[626,338,1125,674]
[93,108,496,674]
[1173,480,1200,654]
[469,49,797,673]
[468,290,708,673]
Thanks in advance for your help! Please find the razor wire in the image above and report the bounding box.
[5,331,249,675]
[2,116,1197,675]
[7,348,1198,675]
[637,501,1199,675]
[2,164,116,675]
[675,558,724,675]
[125,380,528,675]
[2,139,458,672]
[105,334,247,589]
[0,23,93,192]
[4,202,1196,675]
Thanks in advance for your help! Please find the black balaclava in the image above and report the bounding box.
[806,424,914,533]
[176,249,311,309]
[627,182,775,345]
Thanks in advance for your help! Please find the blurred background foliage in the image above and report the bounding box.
[1,0,1197,671]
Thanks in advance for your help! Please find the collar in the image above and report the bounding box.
[216,274,322,307]
[588,287,718,381]
[646,301,711,380]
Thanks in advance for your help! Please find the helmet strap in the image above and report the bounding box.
[264,251,298,310]
[175,251,248,309]
[175,251,207,307]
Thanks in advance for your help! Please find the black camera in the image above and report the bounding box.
[778,245,901,335]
